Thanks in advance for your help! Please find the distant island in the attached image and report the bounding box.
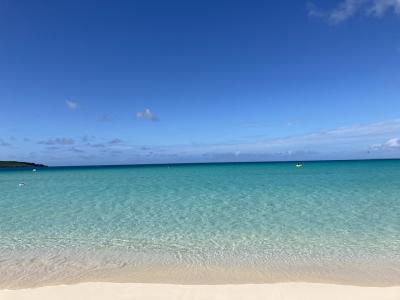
[0,161,47,168]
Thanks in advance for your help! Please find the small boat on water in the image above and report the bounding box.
[33,169,37,172]
[296,162,303,168]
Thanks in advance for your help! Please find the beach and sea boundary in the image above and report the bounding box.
[1,161,399,299]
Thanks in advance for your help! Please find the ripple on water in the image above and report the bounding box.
[0,161,400,288]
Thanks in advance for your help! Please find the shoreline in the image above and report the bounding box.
[1,282,400,300]
[3,265,399,289]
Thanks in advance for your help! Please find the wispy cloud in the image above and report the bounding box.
[38,138,75,145]
[81,135,95,143]
[88,143,106,148]
[0,139,10,146]
[369,0,400,16]
[45,146,60,151]
[108,138,124,145]
[68,147,85,153]
[136,108,158,121]
[19,119,400,165]
[314,119,400,139]
[263,119,400,148]
[166,119,400,155]
[309,0,400,24]
[97,119,400,159]
[100,114,114,122]
[65,100,78,110]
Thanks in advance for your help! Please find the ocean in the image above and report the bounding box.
[1,160,399,288]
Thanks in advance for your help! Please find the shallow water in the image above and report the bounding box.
[1,160,399,288]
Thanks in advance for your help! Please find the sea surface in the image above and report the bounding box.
[0,160,399,288]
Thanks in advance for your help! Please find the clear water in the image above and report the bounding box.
[0,160,399,288]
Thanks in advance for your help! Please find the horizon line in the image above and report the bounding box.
[8,157,399,169]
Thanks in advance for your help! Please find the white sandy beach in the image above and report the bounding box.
[1,282,399,300]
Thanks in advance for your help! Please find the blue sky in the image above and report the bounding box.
[1,0,400,166]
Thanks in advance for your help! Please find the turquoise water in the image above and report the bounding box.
[0,160,399,288]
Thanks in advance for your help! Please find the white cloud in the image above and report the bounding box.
[371,137,400,150]
[309,0,400,24]
[65,100,78,109]
[136,108,158,121]
[385,137,400,147]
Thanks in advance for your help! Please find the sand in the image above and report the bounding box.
[0,282,399,300]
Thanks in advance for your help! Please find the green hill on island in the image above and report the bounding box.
[0,161,47,168]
